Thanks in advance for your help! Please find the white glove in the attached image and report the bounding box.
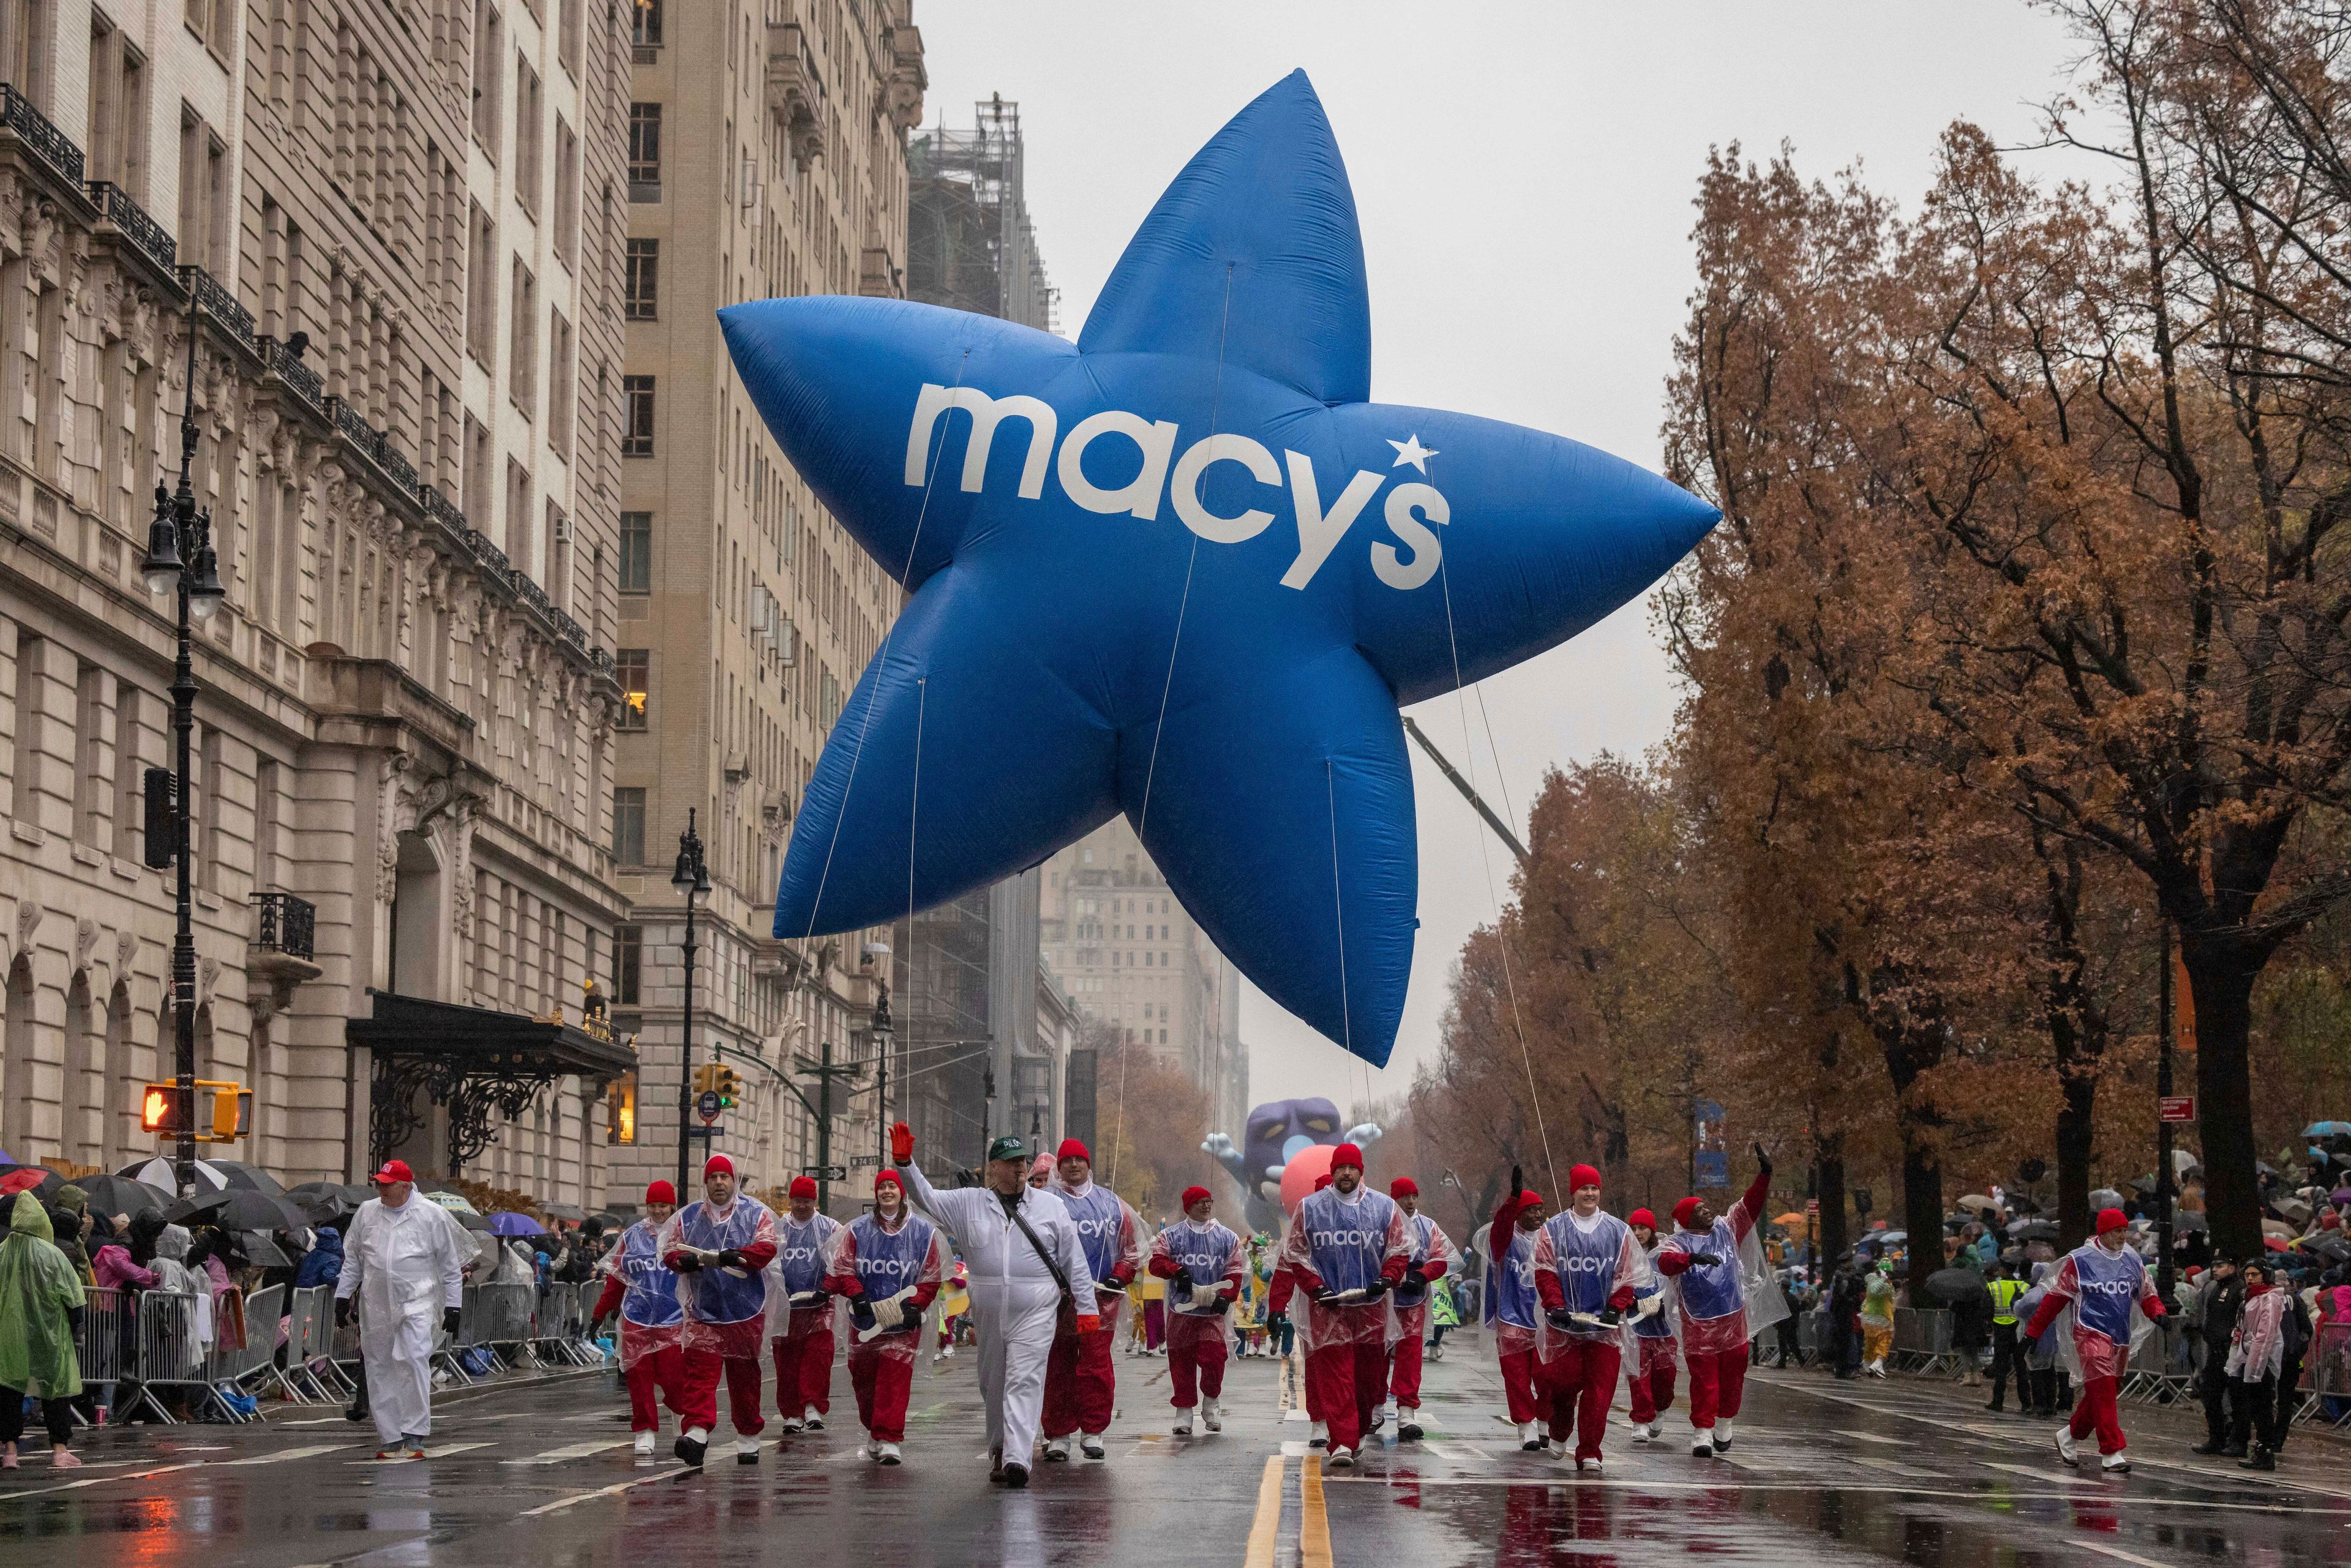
[870,1294,904,1330]
[1638,1294,1663,1319]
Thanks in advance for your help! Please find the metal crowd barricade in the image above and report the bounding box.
[276,1284,340,1403]
[531,1283,580,1365]
[564,1280,606,1365]
[126,1289,220,1424]
[201,1285,283,1420]
[2295,1321,2351,1429]
[2120,1323,2191,1405]
[1891,1307,1962,1376]
[73,1285,132,1387]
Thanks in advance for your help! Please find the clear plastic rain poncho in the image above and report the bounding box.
[1484,1223,1544,1361]
[599,1218,684,1373]
[1277,1183,1409,1356]
[825,1209,948,1368]
[1053,1177,1144,1338]
[1390,1212,1456,1341]
[0,1192,84,1399]
[1660,1203,1788,1357]
[1531,1209,1652,1362]
[1154,1217,1247,1359]
[2036,1241,2158,1381]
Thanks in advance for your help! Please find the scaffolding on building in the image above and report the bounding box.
[908,94,1060,333]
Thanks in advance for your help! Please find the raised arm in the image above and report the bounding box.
[2022,1256,2080,1340]
[1728,1146,1773,1242]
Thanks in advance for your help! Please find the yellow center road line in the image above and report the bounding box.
[1242,1455,1283,1568]
[1300,1454,1333,1568]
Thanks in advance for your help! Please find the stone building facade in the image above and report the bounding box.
[608,0,924,1213]
[0,0,641,1204]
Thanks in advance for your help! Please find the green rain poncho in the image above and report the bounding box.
[0,1190,86,1398]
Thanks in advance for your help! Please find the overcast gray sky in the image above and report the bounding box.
[916,2,2090,1120]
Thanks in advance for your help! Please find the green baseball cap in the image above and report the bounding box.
[986,1135,1027,1164]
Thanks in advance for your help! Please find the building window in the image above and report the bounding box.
[615,648,649,729]
[605,1070,636,1142]
[632,0,662,48]
[610,787,645,864]
[624,238,658,320]
[620,511,652,594]
[621,375,655,456]
[613,923,642,1005]
[628,103,661,199]
[472,4,503,156]
[510,257,537,418]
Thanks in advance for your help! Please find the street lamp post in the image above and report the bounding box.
[671,809,710,1198]
[139,299,225,1199]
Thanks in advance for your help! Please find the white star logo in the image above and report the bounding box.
[1387,433,1438,473]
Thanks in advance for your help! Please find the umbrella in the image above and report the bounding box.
[1922,1267,1990,1305]
[422,1190,479,1216]
[1774,1212,1809,1227]
[2128,1175,2156,1193]
[1868,1231,1908,1249]
[2264,1235,2291,1252]
[1955,1194,1997,1215]
[77,1173,170,1219]
[2009,1220,2061,1242]
[544,1202,587,1222]
[2302,1235,2351,1263]
[0,1166,59,1198]
[165,1187,310,1232]
[239,1231,293,1269]
[2088,1187,2124,1210]
[287,1180,370,1207]
[2302,1122,2351,1139]
[2260,1218,2293,1238]
[121,1157,228,1192]
[450,1208,492,1232]
[2173,1210,2210,1234]
[486,1210,546,1237]
[206,1160,288,1196]
[2332,1188,2351,1206]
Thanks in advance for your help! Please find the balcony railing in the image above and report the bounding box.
[512,571,552,620]
[420,484,468,538]
[84,181,174,274]
[323,394,419,493]
[551,607,588,651]
[465,528,513,587]
[176,264,255,342]
[257,335,323,408]
[1,84,84,187]
[253,891,317,961]
[591,646,617,682]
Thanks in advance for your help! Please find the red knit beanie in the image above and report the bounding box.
[1389,1177,1419,1198]
[2096,1207,2129,1234]
[1628,1207,1656,1229]
[789,1176,818,1201]
[1672,1196,1704,1228]
[1330,1143,1364,1170]
[1057,1139,1090,1163]
[1181,1185,1211,1210]
[1569,1163,1602,1192]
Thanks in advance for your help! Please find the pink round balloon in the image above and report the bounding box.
[1280,1143,1340,1215]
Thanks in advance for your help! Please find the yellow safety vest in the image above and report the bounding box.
[1988,1277,2026,1326]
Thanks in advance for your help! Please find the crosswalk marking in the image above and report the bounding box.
[504,1438,639,1466]
[1979,1461,2102,1487]
[217,1445,351,1467]
[519,1465,692,1516]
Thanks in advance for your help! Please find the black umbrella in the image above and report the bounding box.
[2303,1235,2351,1264]
[207,1160,288,1197]
[2008,1220,2061,1242]
[239,1231,294,1269]
[166,1187,310,1231]
[2173,1210,2210,1234]
[449,1207,493,1232]
[1923,1267,1991,1305]
[77,1173,170,1219]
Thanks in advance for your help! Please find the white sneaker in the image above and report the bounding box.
[632,1430,655,1456]
[1044,1436,1072,1463]
[2055,1428,2081,1467]
[1692,1435,1714,1458]
[1517,1422,1540,1452]
[778,1416,804,1435]
[1577,1455,1603,1473]
[1310,1421,1329,1450]
[1713,1418,1734,1452]
[803,1406,825,1431]
[1080,1431,1106,1460]
[1172,1410,1194,1436]
[735,1438,761,1465]
[863,1439,881,1462]
[877,1441,901,1466]
[1327,1445,1355,1469]
[942,1346,954,1359]
[2101,1450,2129,1474]
[1202,1398,1223,1433]
[1373,1400,1395,1433]
[1396,1408,1422,1441]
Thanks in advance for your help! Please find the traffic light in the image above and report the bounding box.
[692,1062,716,1095]
[141,1083,181,1134]
[713,1065,740,1109]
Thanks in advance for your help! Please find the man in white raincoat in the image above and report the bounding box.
[891,1123,1095,1488]
[334,1160,468,1460]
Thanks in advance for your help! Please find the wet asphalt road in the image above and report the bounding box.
[5,1332,2348,1566]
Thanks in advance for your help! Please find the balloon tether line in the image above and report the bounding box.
[1433,517,1554,1200]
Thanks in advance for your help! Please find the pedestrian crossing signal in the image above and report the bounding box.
[141,1084,179,1133]
[137,1080,253,1141]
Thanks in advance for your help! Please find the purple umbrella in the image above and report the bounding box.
[2332,1187,2351,1206]
[484,1210,546,1237]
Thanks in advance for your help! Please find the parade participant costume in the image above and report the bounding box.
[334,1161,467,1457]
[1654,1150,1782,1457]
[1149,1187,1245,1435]
[1532,1166,1647,1468]
[767,1176,841,1431]
[1383,1178,1455,1440]
[591,1181,688,1450]
[658,1155,779,1467]
[1044,1140,1142,1458]
[893,1124,1096,1487]
[1485,1187,1548,1449]
[1622,1209,1678,1439]
[823,1171,948,1463]
[1275,1145,1409,1467]
[2022,1209,2164,1472]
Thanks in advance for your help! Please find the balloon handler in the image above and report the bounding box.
[1270,1143,1410,1468]
[1044,1139,1143,1461]
[658,1153,779,1468]
[765,1176,840,1433]
[1149,1185,1247,1435]
[1532,1165,1649,1470]
[2022,1207,2167,1473]
[1485,1178,1550,1450]
[891,1122,1096,1488]
[588,1181,689,1455]
[333,1160,468,1461]
[1622,1209,1679,1442]
[1382,1177,1455,1440]
[820,1169,948,1465]
[1653,1146,1787,1457]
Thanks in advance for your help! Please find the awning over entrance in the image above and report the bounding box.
[348,989,637,1172]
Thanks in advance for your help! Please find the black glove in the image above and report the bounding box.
[442,1307,463,1337]
[1752,1142,1773,1180]
[589,1311,610,1335]
[1208,1294,1232,1316]
[1402,1262,1427,1288]
[717,1248,748,1269]
[1545,1308,1579,1331]
[1362,1275,1390,1300]
[672,1253,703,1273]
[849,1298,877,1332]
[1595,1306,1623,1329]
[789,1290,827,1309]
[1265,1311,1288,1332]
[335,1297,352,1329]
[1689,1253,1722,1267]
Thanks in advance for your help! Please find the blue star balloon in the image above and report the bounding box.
[721,71,1717,1068]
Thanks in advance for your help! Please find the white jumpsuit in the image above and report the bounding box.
[897,1160,1093,1466]
[334,1196,468,1444]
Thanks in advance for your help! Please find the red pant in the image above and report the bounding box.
[2069,1374,2125,1454]
[1389,1333,1423,1407]
[677,1349,766,1437]
[1498,1346,1545,1425]
[1168,1321,1228,1409]
[1628,1339,1678,1425]
[847,1345,915,1442]
[771,1321,835,1417]
[1042,1326,1117,1438]
[1540,1339,1621,1460]
[623,1344,686,1433]
[1684,1345,1746,1432]
[1305,1340,1388,1451]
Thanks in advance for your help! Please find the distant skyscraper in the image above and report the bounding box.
[909,96,1058,332]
